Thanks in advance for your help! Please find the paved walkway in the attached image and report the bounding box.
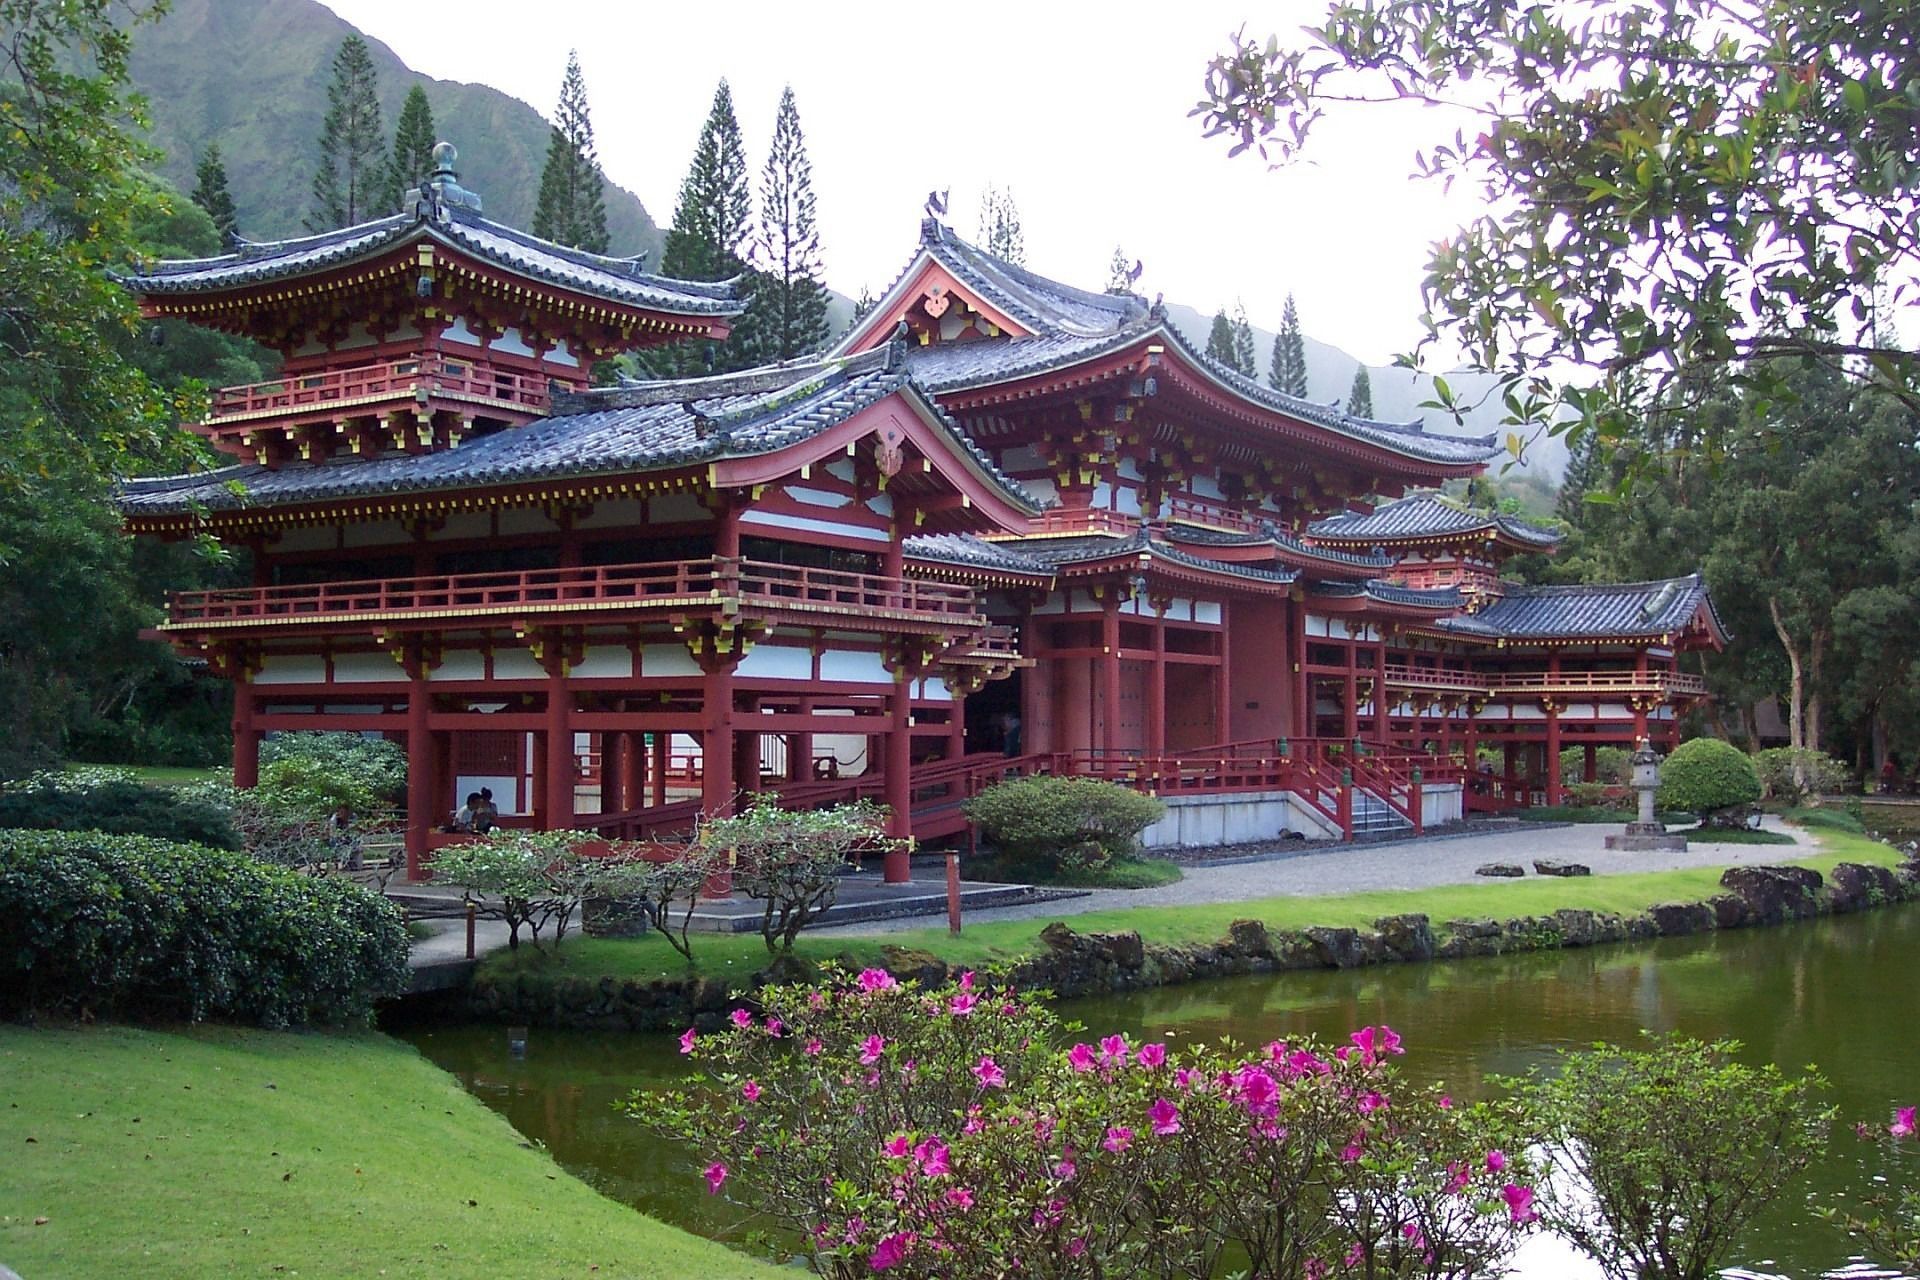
[809,818,1815,937]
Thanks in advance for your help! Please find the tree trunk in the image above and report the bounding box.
[1768,597,1807,790]
[1807,626,1828,757]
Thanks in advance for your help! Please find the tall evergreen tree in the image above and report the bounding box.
[531,52,610,254]
[1231,300,1257,377]
[307,35,386,231]
[190,143,238,239]
[1205,309,1238,368]
[1268,292,1308,396]
[1557,432,1601,522]
[977,184,1024,264]
[1346,366,1374,417]
[659,80,756,372]
[385,85,437,214]
[755,86,829,360]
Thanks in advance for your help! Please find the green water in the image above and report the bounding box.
[401,904,1920,1277]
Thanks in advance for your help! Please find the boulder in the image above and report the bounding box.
[1374,913,1436,961]
[1533,859,1591,878]
[1826,862,1904,913]
[757,951,816,987]
[1647,901,1717,936]
[1476,863,1526,878]
[1708,894,1749,930]
[1040,920,1086,955]
[1304,926,1370,969]
[1719,866,1825,924]
[1225,918,1275,960]
[1090,930,1146,969]
[1549,909,1602,947]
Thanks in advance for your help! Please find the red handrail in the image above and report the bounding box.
[209,355,561,419]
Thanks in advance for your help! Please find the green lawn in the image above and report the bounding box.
[61,762,229,787]
[967,852,1185,890]
[481,826,1906,988]
[0,1024,776,1279]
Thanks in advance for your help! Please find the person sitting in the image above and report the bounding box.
[326,802,362,871]
[446,792,480,834]
[473,788,498,835]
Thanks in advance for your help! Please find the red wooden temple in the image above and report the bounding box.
[118,146,1725,881]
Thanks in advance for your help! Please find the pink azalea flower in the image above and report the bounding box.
[1378,1025,1404,1056]
[1501,1183,1537,1224]
[945,1186,974,1210]
[1174,1067,1201,1090]
[883,1134,912,1159]
[949,992,978,1016]
[857,968,897,993]
[1148,1097,1182,1136]
[1892,1106,1917,1139]
[764,1017,783,1037]
[1357,1090,1387,1115]
[1100,1033,1130,1064]
[730,1008,754,1029]
[1444,1160,1470,1196]
[804,1038,823,1056]
[1137,1042,1167,1069]
[1437,1094,1452,1110]
[973,1055,1006,1089]
[741,1080,761,1102]
[678,1027,698,1055]
[962,1106,985,1135]
[869,1231,913,1271]
[704,1161,728,1194]
[1103,1125,1134,1153]
[1349,1026,1378,1064]
[1237,1066,1280,1115]
[915,1138,951,1178]
[1067,1042,1097,1073]
[1485,1149,1508,1174]
[957,970,975,991]
[808,990,826,1009]
[1341,1141,1364,1163]
[860,1034,887,1065]
[1344,1242,1365,1266]
[1054,1156,1076,1180]
[1067,1238,1087,1258]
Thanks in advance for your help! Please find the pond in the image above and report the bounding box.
[400,903,1920,1277]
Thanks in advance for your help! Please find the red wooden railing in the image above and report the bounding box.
[1163,496,1266,533]
[1022,507,1139,537]
[1381,664,1707,697]
[165,556,983,630]
[209,355,561,419]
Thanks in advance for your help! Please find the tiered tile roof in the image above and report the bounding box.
[1452,573,1724,641]
[1308,493,1562,548]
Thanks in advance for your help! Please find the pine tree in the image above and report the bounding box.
[385,85,437,214]
[977,184,1024,264]
[1231,300,1257,377]
[1106,246,1132,295]
[532,52,610,253]
[191,143,238,240]
[1205,309,1237,368]
[1269,292,1308,397]
[659,80,756,372]
[1557,432,1601,522]
[1346,366,1374,417]
[308,35,387,231]
[755,86,829,360]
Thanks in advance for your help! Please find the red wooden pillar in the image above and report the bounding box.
[793,697,815,781]
[232,678,260,790]
[1375,636,1391,746]
[1545,705,1564,806]
[1101,592,1122,756]
[601,731,625,814]
[948,689,967,760]
[1633,650,1650,743]
[701,664,736,819]
[405,675,433,880]
[1147,609,1167,758]
[1583,743,1597,783]
[530,732,548,822]
[651,732,669,807]
[619,732,644,813]
[735,721,761,796]
[1291,604,1310,739]
[544,668,574,830]
[1215,599,1232,746]
[1343,645,1360,742]
[884,673,914,883]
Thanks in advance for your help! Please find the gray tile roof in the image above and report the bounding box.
[916,220,1149,338]
[117,347,1038,518]
[1000,531,1297,587]
[904,534,1053,577]
[1309,494,1562,547]
[120,206,743,317]
[1449,573,1722,639]
[1160,522,1396,574]
[1310,580,1465,610]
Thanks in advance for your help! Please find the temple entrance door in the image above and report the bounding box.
[963,670,1023,755]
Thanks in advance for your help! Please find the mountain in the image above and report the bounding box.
[1160,302,1568,481]
[126,0,661,256]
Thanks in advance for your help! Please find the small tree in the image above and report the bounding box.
[190,143,238,239]
[1509,1035,1830,1280]
[308,34,387,231]
[700,797,897,953]
[625,844,724,964]
[1657,738,1763,827]
[964,775,1165,874]
[531,51,610,254]
[1347,365,1374,417]
[1752,747,1851,804]
[431,830,651,951]
[1269,292,1308,397]
[385,84,437,213]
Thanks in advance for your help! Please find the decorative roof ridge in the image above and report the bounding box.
[918,219,1149,336]
[130,215,414,273]
[436,208,741,301]
[1497,571,1704,598]
[574,345,898,412]
[1271,529,1396,569]
[115,464,256,494]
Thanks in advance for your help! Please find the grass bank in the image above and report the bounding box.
[59,762,228,787]
[481,824,1905,989]
[0,1024,774,1279]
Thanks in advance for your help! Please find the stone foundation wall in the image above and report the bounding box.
[465,858,1920,1033]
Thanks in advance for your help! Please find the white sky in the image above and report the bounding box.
[319,0,1487,367]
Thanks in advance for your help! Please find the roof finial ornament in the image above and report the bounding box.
[924,188,949,220]
[408,140,482,221]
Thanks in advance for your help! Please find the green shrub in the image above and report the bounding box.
[1752,747,1852,803]
[964,775,1165,873]
[259,732,406,806]
[1563,781,1624,808]
[1657,737,1762,824]
[0,778,239,849]
[1559,746,1633,787]
[0,829,408,1027]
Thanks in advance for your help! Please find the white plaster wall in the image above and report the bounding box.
[254,654,326,685]
[333,652,400,683]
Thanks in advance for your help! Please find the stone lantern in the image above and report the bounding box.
[1606,737,1687,851]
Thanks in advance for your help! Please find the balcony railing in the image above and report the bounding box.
[1381,664,1707,697]
[207,355,561,421]
[1018,507,1139,538]
[1162,496,1266,534]
[163,556,984,632]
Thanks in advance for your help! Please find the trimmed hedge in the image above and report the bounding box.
[964,775,1166,873]
[0,829,409,1027]
[0,779,239,849]
[1658,738,1762,822]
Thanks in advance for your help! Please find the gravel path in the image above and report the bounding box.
[810,819,1814,938]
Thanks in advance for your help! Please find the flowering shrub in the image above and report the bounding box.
[699,798,898,953]
[1823,1104,1920,1271]
[1506,1035,1831,1280]
[431,830,654,952]
[647,972,1532,1278]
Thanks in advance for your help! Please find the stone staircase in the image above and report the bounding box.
[1350,790,1415,837]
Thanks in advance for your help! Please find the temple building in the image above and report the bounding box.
[118,146,1724,879]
